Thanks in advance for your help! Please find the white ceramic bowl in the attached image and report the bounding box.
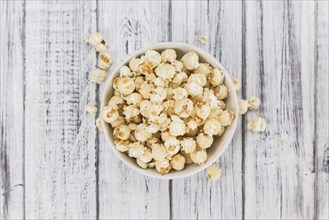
[101,42,238,179]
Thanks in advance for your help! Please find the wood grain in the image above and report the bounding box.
[0,1,25,219]
[24,1,97,219]
[244,1,320,219]
[97,1,171,219]
[0,0,328,219]
[170,1,243,219]
[315,1,329,219]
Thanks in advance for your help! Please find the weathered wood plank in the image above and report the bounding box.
[0,1,25,219]
[24,1,98,219]
[97,1,171,219]
[244,1,316,219]
[170,1,243,219]
[315,1,329,219]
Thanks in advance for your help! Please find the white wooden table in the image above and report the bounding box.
[1,0,328,219]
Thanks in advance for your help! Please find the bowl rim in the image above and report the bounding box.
[101,42,238,179]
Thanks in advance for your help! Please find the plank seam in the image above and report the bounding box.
[22,0,26,219]
[96,0,100,219]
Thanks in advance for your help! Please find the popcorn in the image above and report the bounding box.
[203,118,222,136]
[85,32,108,52]
[138,82,155,99]
[171,154,186,170]
[102,106,119,123]
[96,118,103,132]
[188,73,207,87]
[84,102,97,116]
[238,99,249,115]
[145,73,157,82]
[190,149,207,165]
[117,77,135,95]
[98,52,112,70]
[137,159,148,169]
[161,49,177,63]
[172,60,184,72]
[138,148,153,163]
[247,96,260,110]
[113,125,131,140]
[139,62,154,75]
[129,57,143,72]
[213,84,228,100]
[206,165,222,181]
[145,50,162,67]
[155,63,176,80]
[106,49,236,174]
[181,51,200,70]
[110,116,125,128]
[90,68,107,84]
[247,116,266,132]
[150,87,167,103]
[108,96,124,108]
[218,110,235,127]
[185,82,203,97]
[231,77,241,92]
[196,133,213,149]
[114,139,130,152]
[174,98,193,118]
[134,124,152,142]
[126,93,143,106]
[119,66,132,77]
[172,71,188,84]
[134,76,145,89]
[128,142,145,158]
[198,35,207,44]
[155,159,172,175]
[180,138,196,153]
[169,115,186,136]
[164,136,181,156]
[209,68,224,86]
[151,143,167,161]
[195,101,211,120]
[153,77,167,87]
[194,63,211,77]
[123,105,139,120]
[140,100,153,118]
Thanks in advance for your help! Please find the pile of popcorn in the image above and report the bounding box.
[101,49,235,174]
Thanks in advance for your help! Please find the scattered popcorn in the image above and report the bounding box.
[247,116,266,132]
[84,101,97,116]
[90,68,107,84]
[206,165,222,181]
[85,32,108,52]
[98,52,112,70]
[231,77,241,92]
[96,118,103,132]
[247,96,260,110]
[238,99,249,115]
[198,35,207,44]
[181,52,200,70]
[102,49,236,175]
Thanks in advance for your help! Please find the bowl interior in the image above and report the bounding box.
[101,42,238,179]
